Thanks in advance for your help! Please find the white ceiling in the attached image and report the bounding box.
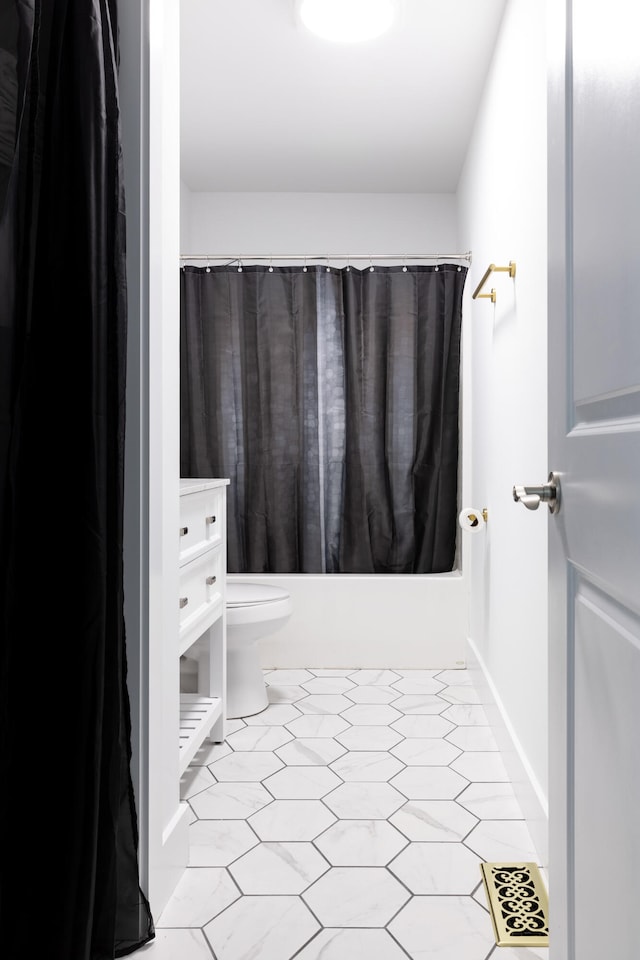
[180,0,508,194]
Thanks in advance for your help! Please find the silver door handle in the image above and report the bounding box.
[513,471,561,514]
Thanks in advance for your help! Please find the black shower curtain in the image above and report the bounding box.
[0,2,154,958]
[181,262,466,574]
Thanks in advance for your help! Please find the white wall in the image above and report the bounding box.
[180,178,192,251]
[181,190,471,669]
[457,0,548,864]
[181,190,457,257]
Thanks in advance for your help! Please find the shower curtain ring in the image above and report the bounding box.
[269,257,273,273]
[369,256,374,273]
[435,254,440,272]
[402,256,407,273]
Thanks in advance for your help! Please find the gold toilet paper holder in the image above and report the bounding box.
[467,508,488,526]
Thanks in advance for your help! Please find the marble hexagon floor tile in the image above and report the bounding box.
[296,694,355,714]
[224,723,294,751]
[302,866,410,927]
[294,928,410,959]
[285,714,351,737]
[388,841,483,894]
[388,895,496,960]
[322,780,408,819]
[340,703,404,725]
[439,684,483,705]
[163,666,540,960]
[391,676,446,694]
[390,694,449,714]
[266,683,307,703]
[243,702,303,725]
[136,928,216,960]
[390,765,469,800]
[329,749,405,782]
[203,895,320,960]
[390,737,462,766]
[275,737,347,766]
[189,781,273,819]
[307,668,357,677]
[388,798,478,842]
[441,703,489,725]
[349,669,402,685]
[436,669,475,685]
[450,750,510,782]
[457,781,524,820]
[228,841,330,894]
[465,818,539,862]
[188,819,259,866]
[391,713,456,738]
[248,798,337,841]
[445,724,499,751]
[343,684,403,704]
[301,676,357,695]
[262,764,343,799]
[156,867,240,927]
[313,818,409,866]
[335,724,404,751]
[207,749,284,782]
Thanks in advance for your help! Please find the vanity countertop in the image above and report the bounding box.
[180,477,230,495]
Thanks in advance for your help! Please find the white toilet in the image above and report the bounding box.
[226,581,293,719]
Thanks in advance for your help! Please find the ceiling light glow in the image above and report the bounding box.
[298,0,397,43]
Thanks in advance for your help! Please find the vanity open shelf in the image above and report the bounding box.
[178,694,223,775]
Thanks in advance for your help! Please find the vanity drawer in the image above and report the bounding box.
[178,546,223,648]
[179,486,223,564]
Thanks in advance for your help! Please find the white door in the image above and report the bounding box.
[546,2,640,958]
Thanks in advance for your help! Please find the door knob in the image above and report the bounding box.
[513,471,561,514]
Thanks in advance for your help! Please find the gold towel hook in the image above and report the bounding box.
[472,261,516,303]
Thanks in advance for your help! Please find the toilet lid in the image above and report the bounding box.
[226,581,291,608]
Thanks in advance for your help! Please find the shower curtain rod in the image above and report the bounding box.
[180,252,472,263]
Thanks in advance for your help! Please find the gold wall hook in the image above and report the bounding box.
[472,261,516,302]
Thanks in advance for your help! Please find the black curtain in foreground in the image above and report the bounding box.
[181,263,466,574]
[0,2,154,957]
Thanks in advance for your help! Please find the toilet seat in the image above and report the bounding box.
[227,582,290,608]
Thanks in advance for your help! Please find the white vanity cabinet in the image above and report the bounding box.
[178,478,229,774]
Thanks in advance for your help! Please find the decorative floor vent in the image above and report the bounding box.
[480,861,549,948]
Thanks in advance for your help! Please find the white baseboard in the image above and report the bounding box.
[467,636,548,867]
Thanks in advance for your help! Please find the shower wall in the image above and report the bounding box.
[180,190,473,668]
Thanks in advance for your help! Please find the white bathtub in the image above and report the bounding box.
[227,571,469,670]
